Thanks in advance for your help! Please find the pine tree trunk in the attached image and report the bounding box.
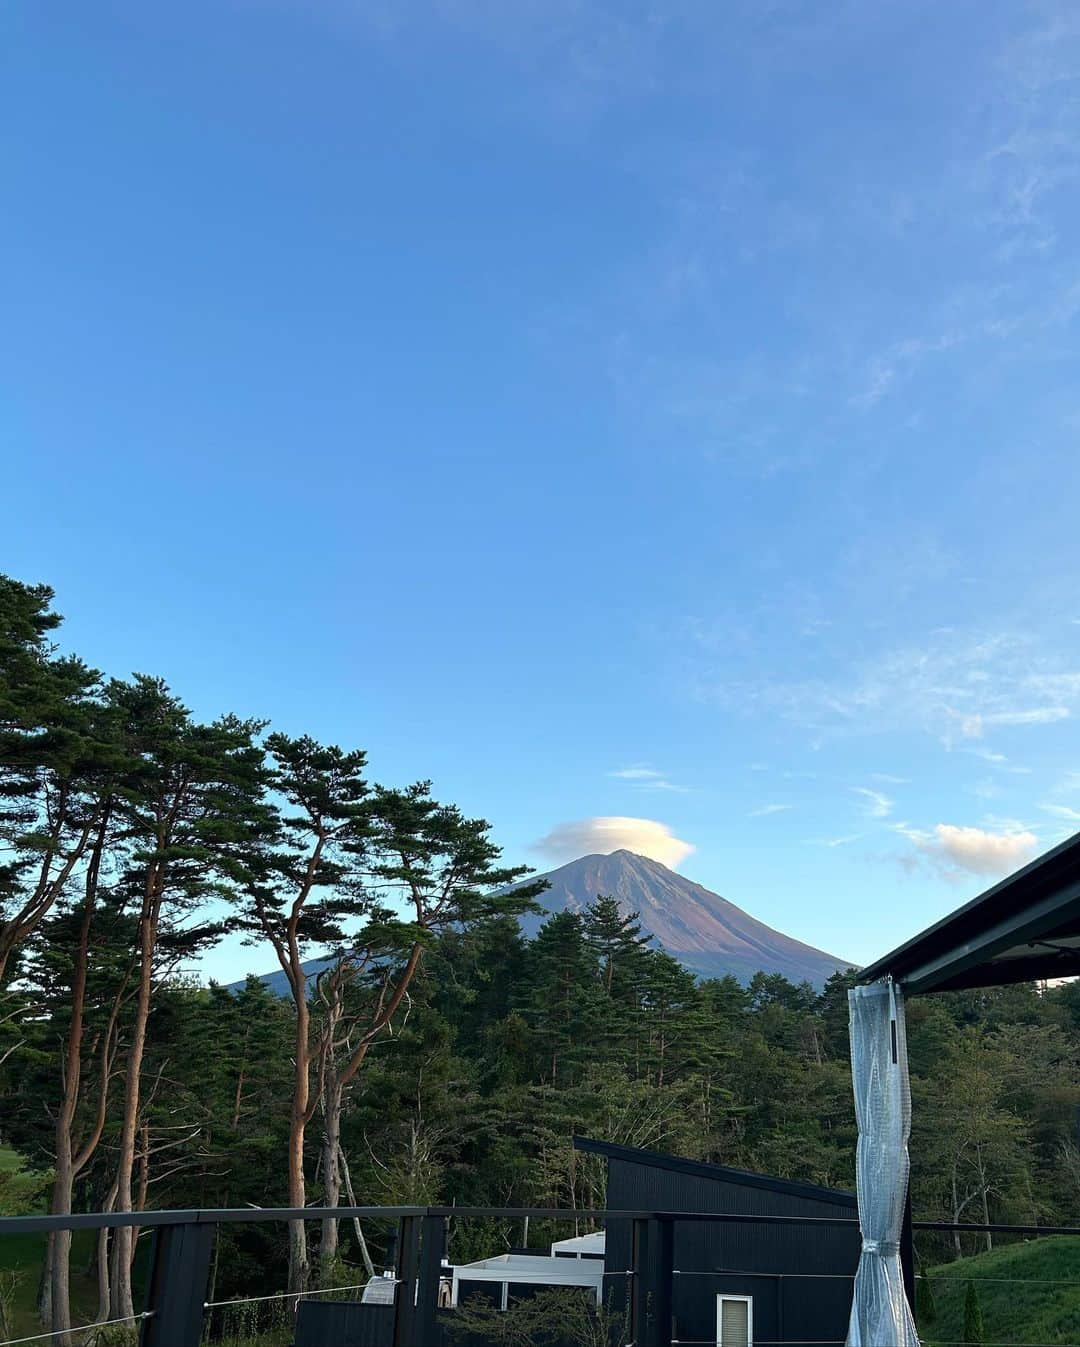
[97,1179,118,1325]
[37,1235,53,1327]
[48,1182,74,1346]
[287,998,311,1295]
[111,899,157,1321]
[319,1075,344,1283]
[48,843,101,1347]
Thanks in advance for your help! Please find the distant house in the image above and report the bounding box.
[301,1138,861,1347]
[576,1136,861,1347]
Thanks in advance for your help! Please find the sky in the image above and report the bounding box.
[5,1,1080,983]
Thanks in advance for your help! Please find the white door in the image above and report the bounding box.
[717,1294,753,1347]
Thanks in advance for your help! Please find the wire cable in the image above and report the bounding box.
[0,1311,152,1346]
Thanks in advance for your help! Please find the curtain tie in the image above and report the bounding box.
[861,1240,900,1256]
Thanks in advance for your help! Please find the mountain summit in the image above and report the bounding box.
[518,849,850,987]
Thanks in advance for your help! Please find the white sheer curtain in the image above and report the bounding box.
[846,980,920,1347]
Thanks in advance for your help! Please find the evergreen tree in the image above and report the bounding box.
[105,679,271,1320]
[582,896,650,998]
[0,575,114,985]
[518,911,599,1086]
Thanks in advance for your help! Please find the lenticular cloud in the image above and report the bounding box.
[533,816,695,869]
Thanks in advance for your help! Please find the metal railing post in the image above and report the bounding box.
[647,1217,674,1347]
[631,1217,650,1347]
[139,1220,215,1347]
[414,1214,444,1345]
[392,1214,422,1347]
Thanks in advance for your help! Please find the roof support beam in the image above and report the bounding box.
[880,880,1080,995]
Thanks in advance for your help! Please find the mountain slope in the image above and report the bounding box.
[517,849,850,986]
[225,849,851,992]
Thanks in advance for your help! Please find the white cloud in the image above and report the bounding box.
[945,707,985,741]
[853,786,893,819]
[608,764,688,792]
[902,823,1038,879]
[808,834,861,848]
[533,817,695,869]
[749,803,792,817]
[985,707,1070,727]
[966,745,1033,774]
[1041,803,1080,824]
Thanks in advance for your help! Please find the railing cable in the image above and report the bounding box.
[203,1279,398,1310]
[0,1310,152,1347]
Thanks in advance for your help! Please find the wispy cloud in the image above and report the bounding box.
[608,764,688,792]
[1040,803,1080,824]
[692,625,1080,750]
[985,706,1071,727]
[852,786,893,819]
[749,802,793,817]
[610,764,664,780]
[533,817,695,869]
[807,834,862,848]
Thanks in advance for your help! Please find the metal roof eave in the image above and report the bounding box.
[572,1136,856,1208]
[858,829,1080,993]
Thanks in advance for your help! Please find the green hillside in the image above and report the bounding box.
[921,1237,1080,1347]
[0,1148,100,1337]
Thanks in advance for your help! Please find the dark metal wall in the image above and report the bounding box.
[604,1159,860,1347]
[294,1301,395,1347]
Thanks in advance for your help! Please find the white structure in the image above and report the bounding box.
[450,1252,604,1309]
[360,1273,397,1305]
[549,1231,605,1258]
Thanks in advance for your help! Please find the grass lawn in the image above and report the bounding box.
[1,1149,299,1345]
[0,1147,102,1336]
[921,1235,1080,1347]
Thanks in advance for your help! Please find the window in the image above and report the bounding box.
[717,1294,753,1347]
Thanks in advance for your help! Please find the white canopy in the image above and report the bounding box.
[549,1231,605,1257]
[451,1253,604,1308]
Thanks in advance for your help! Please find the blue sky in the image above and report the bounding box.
[5,1,1080,982]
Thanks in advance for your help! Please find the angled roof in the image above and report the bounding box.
[859,830,1080,994]
[573,1136,855,1208]
[451,1253,603,1288]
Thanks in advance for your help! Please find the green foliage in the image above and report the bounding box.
[448,1285,629,1347]
[0,1148,49,1215]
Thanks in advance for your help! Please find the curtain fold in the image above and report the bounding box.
[846,980,920,1347]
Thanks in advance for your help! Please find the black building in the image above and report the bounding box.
[576,1137,860,1347]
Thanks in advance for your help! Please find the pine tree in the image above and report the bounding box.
[105,679,271,1320]
[0,575,114,985]
[582,896,650,998]
[518,911,599,1086]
